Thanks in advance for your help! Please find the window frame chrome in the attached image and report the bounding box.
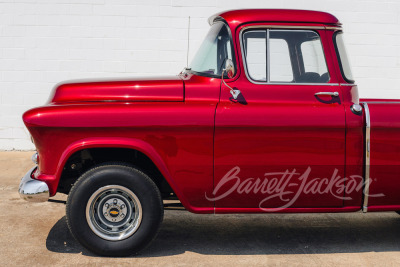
[333,31,356,84]
[239,25,335,86]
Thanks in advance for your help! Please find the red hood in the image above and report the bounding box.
[48,76,184,104]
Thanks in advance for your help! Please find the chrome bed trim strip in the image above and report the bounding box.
[362,103,371,213]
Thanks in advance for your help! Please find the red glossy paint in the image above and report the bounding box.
[213,24,346,211]
[49,76,184,103]
[342,84,364,208]
[208,9,341,27]
[22,9,400,214]
[361,102,400,209]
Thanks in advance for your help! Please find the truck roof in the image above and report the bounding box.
[208,9,341,27]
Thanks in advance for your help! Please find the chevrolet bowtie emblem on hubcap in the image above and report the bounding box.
[109,208,119,217]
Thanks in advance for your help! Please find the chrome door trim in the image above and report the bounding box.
[362,103,371,213]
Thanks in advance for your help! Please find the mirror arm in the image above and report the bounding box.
[221,70,241,100]
[221,70,234,91]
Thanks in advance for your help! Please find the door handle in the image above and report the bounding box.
[315,92,339,97]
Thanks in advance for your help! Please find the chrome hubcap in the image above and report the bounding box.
[102,197,128,223]
[86,185,142,241]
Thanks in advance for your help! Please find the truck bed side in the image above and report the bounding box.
[361,99,400,211]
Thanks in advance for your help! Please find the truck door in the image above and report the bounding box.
[213,28,346,210]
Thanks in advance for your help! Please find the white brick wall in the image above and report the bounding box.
[0,0,399,150]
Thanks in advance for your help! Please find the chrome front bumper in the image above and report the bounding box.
[19,167,49,202]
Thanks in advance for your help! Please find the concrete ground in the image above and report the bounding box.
[2,151,400,266]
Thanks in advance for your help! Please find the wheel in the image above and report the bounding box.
[66,163,164,256]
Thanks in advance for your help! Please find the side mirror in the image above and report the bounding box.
[224,59,235,78]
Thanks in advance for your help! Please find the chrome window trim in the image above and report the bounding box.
[333,31,355,84]
[240,26,334,86]
[260,83,339,86]
[242,29,267,82]
[362,102,371,213]
[266,29,270,82]
[241,25,325,30]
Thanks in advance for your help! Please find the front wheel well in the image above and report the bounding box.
[57,147,176,199]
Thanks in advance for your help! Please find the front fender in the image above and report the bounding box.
[37,137,194,212]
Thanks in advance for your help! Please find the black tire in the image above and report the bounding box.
[66,163,163,257]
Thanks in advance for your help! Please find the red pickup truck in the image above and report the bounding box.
[19,9,400,256]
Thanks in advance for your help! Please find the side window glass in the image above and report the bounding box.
[269,38,293,82]
[301,39,329,80]
[334,32,354,83]
[242,29,330,84]
[243,31,267,82]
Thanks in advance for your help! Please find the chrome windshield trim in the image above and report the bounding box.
[362,103,371,213]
